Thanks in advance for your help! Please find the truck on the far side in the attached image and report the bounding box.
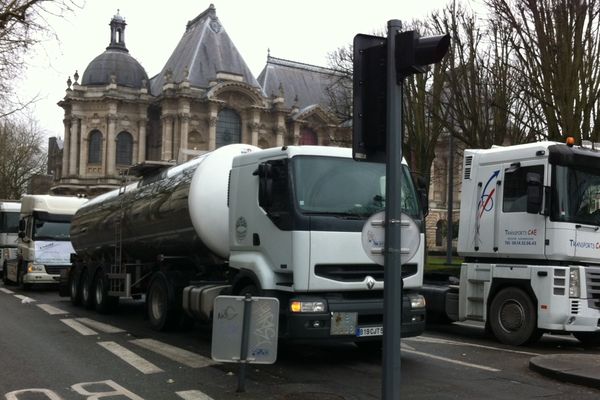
[1,200,20,283]
[422,140,600,346]
[4,195,87,289]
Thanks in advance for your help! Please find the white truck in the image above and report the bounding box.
[422,140,600,346]
[4,195,88,289]
[62,144,428,343]
[1,200,20,283]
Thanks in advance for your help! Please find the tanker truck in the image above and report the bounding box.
[422,140,600,346]
[63,144,427,343]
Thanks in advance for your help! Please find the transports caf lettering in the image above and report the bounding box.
[569,239,600,249]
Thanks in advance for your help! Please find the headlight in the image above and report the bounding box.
[290,300,327,313]
[27,263,45,273]
[408,293,426,309]
[569,267,581,298]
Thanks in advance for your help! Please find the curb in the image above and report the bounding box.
[529,354,600,390]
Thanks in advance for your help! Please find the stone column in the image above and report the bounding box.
[162,115,173,160]
[179,114,189,163]
[61,118,70,178]
[106,115,117,176]
[292,122,301,145]
[78,121,88,177]
[250,110,260,146]
[208,103,218,150]
[138,118,146,163]
[275,113,286,147]
[69,117,79,176]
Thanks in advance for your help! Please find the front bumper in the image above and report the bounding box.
[277,292,426,341]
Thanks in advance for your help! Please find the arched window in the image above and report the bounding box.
[299,128,318,145]
[88,130,103,164]
[116,131,133,165]
[188,130,206,151]
[216,108,241,148]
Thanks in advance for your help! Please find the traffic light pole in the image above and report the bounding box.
[382,18,404,400]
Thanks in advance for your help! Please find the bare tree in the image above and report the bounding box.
[325,44,353,122]
[0,116,47,198]
[0,0,79,118]
[487,0,600,142]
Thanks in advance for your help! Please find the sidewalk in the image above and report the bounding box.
[530,354,600,390]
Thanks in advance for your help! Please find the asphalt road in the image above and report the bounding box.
[1,284,599,400]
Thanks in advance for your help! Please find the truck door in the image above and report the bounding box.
[496,161,546,259]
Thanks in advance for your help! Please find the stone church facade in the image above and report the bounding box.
[51,5,348,196]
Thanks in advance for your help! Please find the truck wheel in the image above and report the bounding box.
[93,269,118,314]
[573,332,600,347]
[69,267,82,305]
[80,268,94,309]
[489,287,541,346]
[147,272,179,331]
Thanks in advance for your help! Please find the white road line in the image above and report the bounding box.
[0,288,14,294]
[76,318,125,333]
[60,318,98,336]
[98,341,164,374]
[130,339,215,368]
[37,304,69,315]
[14,294,36,303]
[176,390,215,400]
[402,348,501,372]
[406,335,541,356]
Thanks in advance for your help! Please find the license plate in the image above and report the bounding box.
[356,326,383,337]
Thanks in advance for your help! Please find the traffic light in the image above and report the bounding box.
[396,31,451,80]
[352,29,450,162]
[352,34,387,163]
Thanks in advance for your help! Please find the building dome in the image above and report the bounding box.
[81,12,148,89]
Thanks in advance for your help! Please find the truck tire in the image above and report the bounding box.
[489,287,541,346]
[573,332,600,347]
[93,269,118,314]
[147,272,180,331]
[69,266,82,305]
[80,268,94,309]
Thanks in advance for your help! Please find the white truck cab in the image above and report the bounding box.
[5,195,87,289]
[423,140,600,346]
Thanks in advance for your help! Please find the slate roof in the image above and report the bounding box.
[257,56,338,109]
[150,4,259,96]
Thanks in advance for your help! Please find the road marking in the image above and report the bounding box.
[406,335,541,356]
[402,348,501,372]
[60,318,98,336]
[76,318,125,333]
[130,339,215,368]
[176,390,215,400]
[98,341,164,374]
[14,294,36,303]
[0,288,14,294]
[37,304,69,315]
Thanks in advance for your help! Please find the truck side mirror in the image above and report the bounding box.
[255,162,274,208]
[526,172,543,214]
[18,231,25,239]
[18,219,25,231]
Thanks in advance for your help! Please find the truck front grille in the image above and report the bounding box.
[585,267,600,310]
[315,263,418,282]
[44,265,69,275]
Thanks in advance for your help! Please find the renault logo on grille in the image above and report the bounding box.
[365,276,376,290]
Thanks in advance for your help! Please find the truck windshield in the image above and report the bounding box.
[553,165,600,225]
[292,156,421,219]
[0,212,19,233]
[33,218,71,241]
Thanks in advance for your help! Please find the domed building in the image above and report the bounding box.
[52,5,348,196]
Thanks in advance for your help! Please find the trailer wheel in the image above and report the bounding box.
[573,332,600,347]
[93,269,118,314]
[69,266,82,305]
[489,287,541,346]
[147,272,179,331]
[80,268,94,309]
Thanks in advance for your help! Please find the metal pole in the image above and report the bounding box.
[382,18,403,400]
[446,132,454,264]
[237,293,253,393]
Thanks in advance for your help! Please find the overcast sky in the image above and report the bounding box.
[19,0,468,141]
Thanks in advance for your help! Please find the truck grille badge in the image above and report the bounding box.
[365,276,376,290]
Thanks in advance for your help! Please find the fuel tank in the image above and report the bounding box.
[70,144,259,262]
